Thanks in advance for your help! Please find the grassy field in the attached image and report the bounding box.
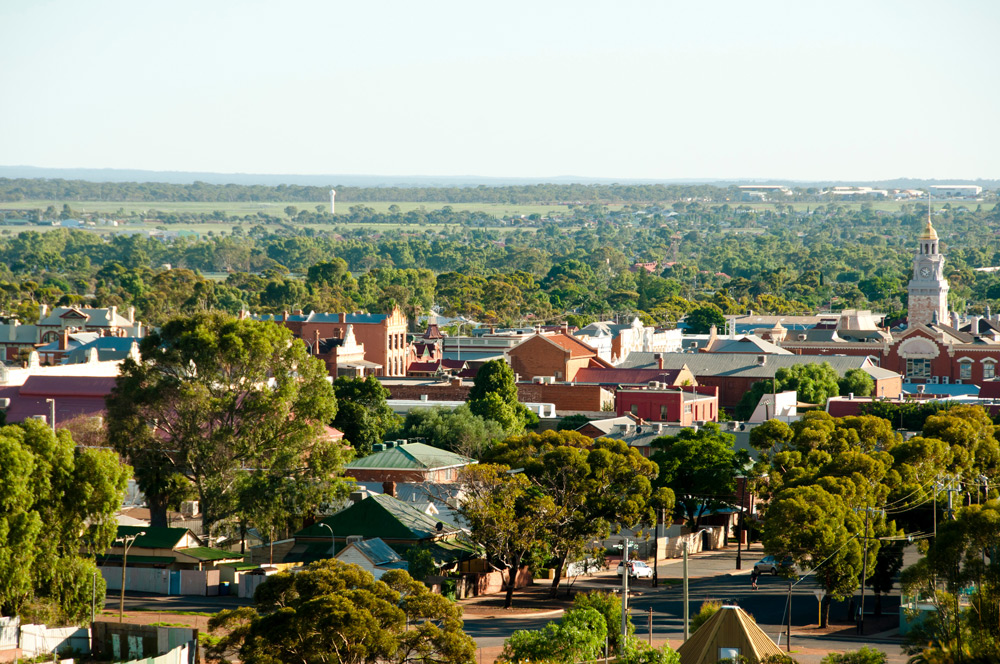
[0,199,574,218]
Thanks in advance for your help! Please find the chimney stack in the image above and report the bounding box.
[314,329,321,355]
[382,481,397,498]
[655,352,664,370]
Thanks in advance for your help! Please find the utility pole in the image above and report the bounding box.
[858,506,872,635]
[786,580,792,652]
[736,476,747,570]
[683,540,690,641]
[618,537,631,642]
[117,531,145,623]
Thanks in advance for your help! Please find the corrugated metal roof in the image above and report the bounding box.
[573,368,685,385]
[115,525,192,550]
[179,547,244,563]
[297,494,458,541]
[676,605,783,664]
[344,538,402,565]
[620,352,899,380]
[346,443,473,471]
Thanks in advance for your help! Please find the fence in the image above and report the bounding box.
[0,617,18,651]
[20,625,90,658]
[116,642,194,664]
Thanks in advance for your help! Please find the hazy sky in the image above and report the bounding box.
[2,1,998,181]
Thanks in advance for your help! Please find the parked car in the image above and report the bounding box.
[616,560,654,579]
[754,555,795,575]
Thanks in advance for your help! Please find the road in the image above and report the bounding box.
[464,543,911,664]
[107,543,913,663]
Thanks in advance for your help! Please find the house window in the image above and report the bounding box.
[985,362,996,380]
[660,405,669,420]
[684,405,692,414]
[630,404,639,415]
[906,358,930,379]
[960,362,972,381]
[719,648,740,662]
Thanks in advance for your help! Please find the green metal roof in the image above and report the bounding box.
[345,443,473,471]
[116,525,192,550]
[98,554,175,565]
[180,547,244,563]
[297,494,458,541]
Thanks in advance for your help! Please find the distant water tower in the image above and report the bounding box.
[330,189,336,215]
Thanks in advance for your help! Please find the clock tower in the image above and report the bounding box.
[907,219,949,327]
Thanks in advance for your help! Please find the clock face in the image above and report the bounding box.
[920,267,931,278]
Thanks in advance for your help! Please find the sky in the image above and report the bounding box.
[1,0,998,182]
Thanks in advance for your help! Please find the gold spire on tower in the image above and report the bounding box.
[920,218,938,240]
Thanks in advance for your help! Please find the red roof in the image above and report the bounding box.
[408,361,441,373]
[979,381,1000,399]
[18,375,118,397]
[539,333,599,359]
[573,368,686,385]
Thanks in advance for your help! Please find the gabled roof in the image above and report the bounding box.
[676,605,783,664]
[65,337,140,364]
[510,332,600,359]
[619,352,900,380]
[339,538,403,566]
[572,367,688,386]
[346,443,474,471]
[114,525,197,550]
[704,336,791,355]
[297,494,459,541]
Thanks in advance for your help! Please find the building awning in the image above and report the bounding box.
[341,360,383,369]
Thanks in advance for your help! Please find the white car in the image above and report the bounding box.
[616,560,654,579]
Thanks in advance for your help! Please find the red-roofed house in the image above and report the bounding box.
[507,330,614,382]
[0,375,117,425]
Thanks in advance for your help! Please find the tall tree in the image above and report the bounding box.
[458,464,563,608]
[209,560,476,664]
[484,430,672,597]
[106,313,351,535]
[651,423,744,529]
[0,420,129,624]
[467,359,535,435]
[332,375,399,456]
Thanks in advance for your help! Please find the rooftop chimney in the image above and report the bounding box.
[757,355,767,366]
[382,481,397,498]
[314,329,321,355]
[127,306,135,324]
[655,352,664,370]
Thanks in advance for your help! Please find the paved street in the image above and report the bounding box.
[107,542,914,663]
[464,543,911,664]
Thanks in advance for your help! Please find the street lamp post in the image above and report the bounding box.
[116,531,145,623]
[736,476,747,570]
[318,522,335,559]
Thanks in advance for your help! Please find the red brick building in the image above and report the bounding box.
[507,330,613,382]
[255,307,409,377]
[345,442,475,483]
[615,386,719,425]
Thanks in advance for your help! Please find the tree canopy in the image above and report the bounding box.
[106,313,351,536]
[209,559,476,664]
[651,423,745,529]
[331,375,399,456]
[484,429,671,596]
[467,359,536,435]
[0,420,129,624]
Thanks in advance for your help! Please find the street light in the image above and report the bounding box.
[318,522,335,559]
[735,475,748,570]
[115,531,145,623]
